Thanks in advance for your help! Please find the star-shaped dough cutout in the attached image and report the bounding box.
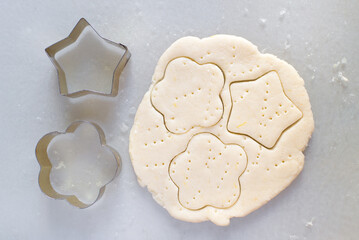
[45,18,130,97]
[227,71,303,148]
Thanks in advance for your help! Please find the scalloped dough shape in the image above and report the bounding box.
[169,133,247,210]
[129,35,314,226]
[151,57,224,134]
[228,71,303,148]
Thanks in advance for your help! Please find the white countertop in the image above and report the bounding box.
[0,0,358,239]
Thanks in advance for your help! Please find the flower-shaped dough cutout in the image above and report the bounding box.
[151,57,224,134]
[169,133,247,210]
[36,121,121,208]
[228,71,303,148]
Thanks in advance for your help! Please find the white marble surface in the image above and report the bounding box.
[0,0,358,239]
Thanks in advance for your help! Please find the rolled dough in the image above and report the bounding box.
[129,35,314,226]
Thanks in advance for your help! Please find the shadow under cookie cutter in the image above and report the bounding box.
[45,18,131,98]
[35,121,121,208]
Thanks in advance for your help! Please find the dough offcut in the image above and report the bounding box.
[129,35,314,226]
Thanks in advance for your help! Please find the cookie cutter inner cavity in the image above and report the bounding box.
[36,121,121,208]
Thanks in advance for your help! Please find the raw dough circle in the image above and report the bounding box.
[129,35,314,226]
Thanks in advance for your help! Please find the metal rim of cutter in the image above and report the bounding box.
[45,18,131,98]
[35,121,122,208]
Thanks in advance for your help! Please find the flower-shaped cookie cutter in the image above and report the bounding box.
[35,121,121,208]
[45,18,131,98]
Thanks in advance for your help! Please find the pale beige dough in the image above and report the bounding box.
[151,57,224,134]
[227,71,303,148]
[169,133,247,210]
[129,35,314,226]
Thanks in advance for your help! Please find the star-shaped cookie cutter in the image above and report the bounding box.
[45,18,131,98]
[35,121,121,208]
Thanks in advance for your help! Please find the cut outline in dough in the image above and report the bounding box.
[150,57,226,135]
[168,132,248,211]
[226,70,303,149]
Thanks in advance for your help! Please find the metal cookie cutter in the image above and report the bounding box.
[45,18,131,98]
[35,121,121,208]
